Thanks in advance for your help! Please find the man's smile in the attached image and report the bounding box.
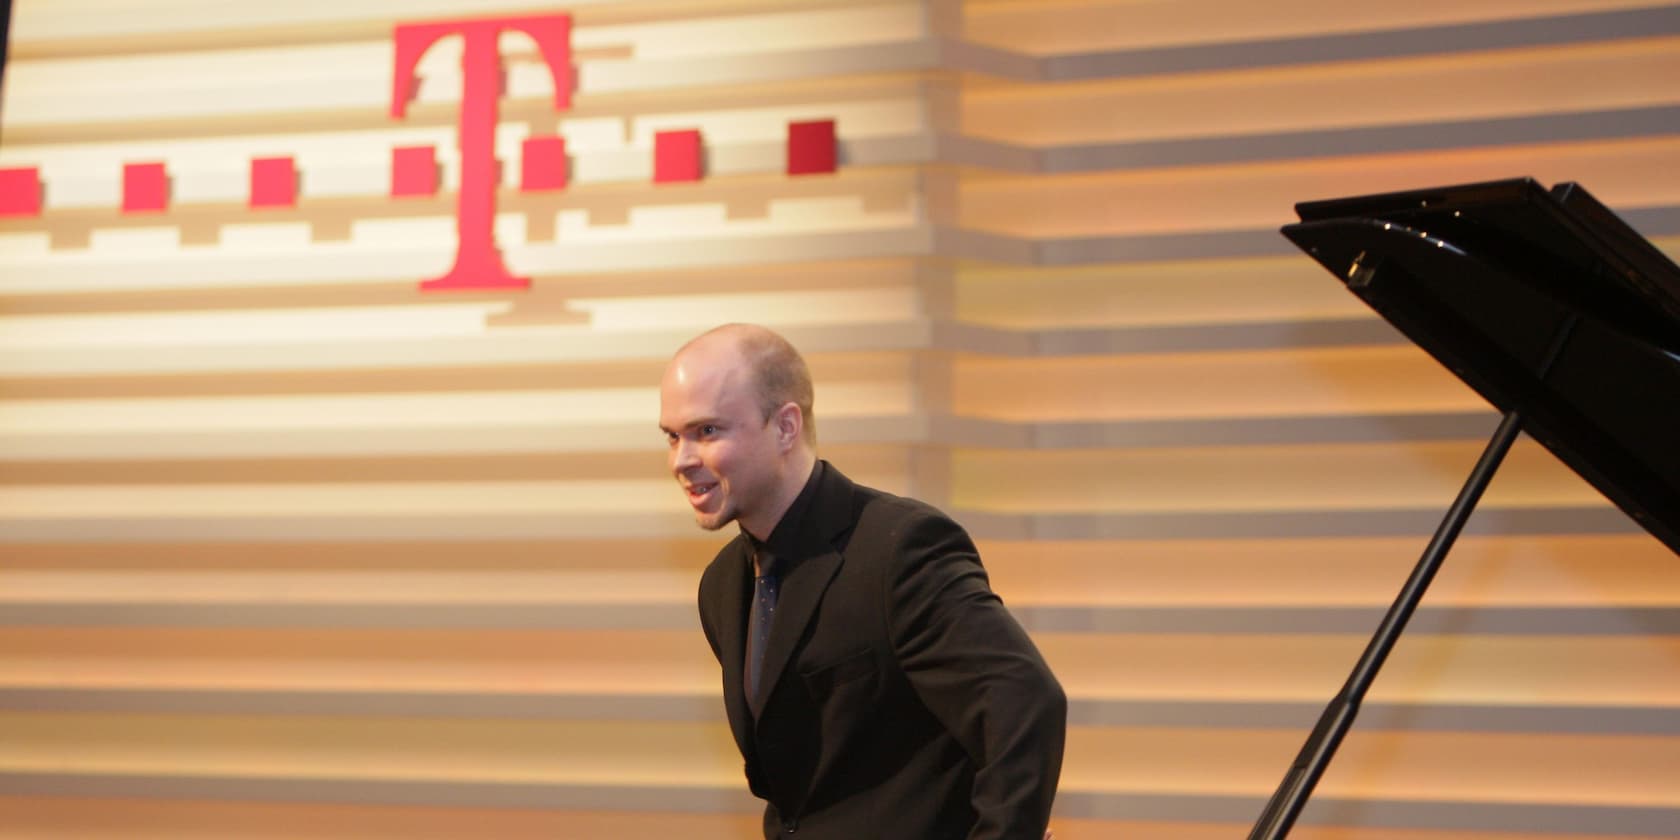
[685,481,719,506]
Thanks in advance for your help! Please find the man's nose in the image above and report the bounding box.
[671,437,699,472]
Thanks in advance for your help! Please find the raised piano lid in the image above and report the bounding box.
[1282,177,1680,556]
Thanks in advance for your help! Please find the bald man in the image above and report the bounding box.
[659,323,1065,840]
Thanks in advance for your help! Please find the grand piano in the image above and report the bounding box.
[1249,178,1680,838]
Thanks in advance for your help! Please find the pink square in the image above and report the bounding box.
[653,129,702,183]
[787,120,837,175]
[521,136,568,192]
[0,167,42,217]
[122,162,169,213]
[391,146,438,197]
[250,157,296,208]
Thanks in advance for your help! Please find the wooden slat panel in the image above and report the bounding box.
[3,0,1677,836]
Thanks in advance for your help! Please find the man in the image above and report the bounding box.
[659,323,1066,839]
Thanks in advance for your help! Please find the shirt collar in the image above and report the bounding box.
[744,460,824,576]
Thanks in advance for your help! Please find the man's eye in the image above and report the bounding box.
[700,424,718,436]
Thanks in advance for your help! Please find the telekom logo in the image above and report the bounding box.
[391,14,574,292]
[0,12,842,294]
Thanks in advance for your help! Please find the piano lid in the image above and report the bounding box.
[1283,177,1680,556]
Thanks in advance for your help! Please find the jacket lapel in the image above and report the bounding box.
[752,464,855,718]
[713,536,757,761]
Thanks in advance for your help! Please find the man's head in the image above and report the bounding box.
[659,324,817,538]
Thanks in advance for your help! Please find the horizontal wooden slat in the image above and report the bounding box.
[6,627,1677,706]
[0,318,1417,384]
[0,412,1512,461]
[953,438,1603,512]
[5,687,1675,738]
[961,138,1680,238]
[4,602,1676,639]
[0,796,768,840]
[0,713,1675,832]
[0,712,1675,806]
[1,771,1675,835]
[0,506,1641,543]
[964,39,1680,145]
[3,533,1668,603]
[962,0,1663,55]
[8,0,904,57]
[956,344,1484,420]
[0,795,1614,840]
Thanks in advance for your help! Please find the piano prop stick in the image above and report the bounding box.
[1251,178,1680,839]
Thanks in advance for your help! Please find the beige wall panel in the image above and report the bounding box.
[963,0,1663,54]
[0,446,909,489]
[15,534,1669,608]
[0,287,918,350]
[1,713,1675,807]
[6,38,932,138]
[0,628,717,694]
[3,97,925,186]
[0,425,653,461]
[8,628,1675,707]
[0,568,695,605]
[0,349,909,401]
[9,0,915,58]
[952,439,1604,513]
[0,133,849,204]
[979,534,1680,607]
[0,224,932,296]
[954,346,1482,420]
[1047,822,1676,840]
[955,240,1680,328]
[960,137,1680,237]
[0,385,908,435]
[0,712,743,786]
[2,799,1668,840]
[0,481,700,517]
[957,256,1372,327]
[3,181,918,261]
[0,537,722,570]
[964,37,1680,144]
[1060,727,1680,805]
[6,533,1672,610]
[0,797,768,840]
[0,302,515,347]
[3,0,1675,834]
[1036,634,1680,705]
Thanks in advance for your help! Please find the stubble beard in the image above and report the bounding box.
[695,508,736,531]
[693,492,738,532]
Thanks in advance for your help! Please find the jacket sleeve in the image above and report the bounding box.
[886,509,1067,840]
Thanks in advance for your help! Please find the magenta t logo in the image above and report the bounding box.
[391,14,573,292]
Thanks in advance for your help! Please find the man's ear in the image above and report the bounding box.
[773,402,802,451]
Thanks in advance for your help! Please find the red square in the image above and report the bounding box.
[653,129,702,183]
[521,136,568,192]
[250,156,296,208]
[0,167,42,217]
[391,146,438,197]
[787,120,837,175]
[122,162,169,213]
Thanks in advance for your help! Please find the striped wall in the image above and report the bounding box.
[2,0,1679,837]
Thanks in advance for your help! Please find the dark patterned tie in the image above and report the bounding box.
[745,551,780,717]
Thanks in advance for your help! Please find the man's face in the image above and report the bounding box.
[659,343,783,533]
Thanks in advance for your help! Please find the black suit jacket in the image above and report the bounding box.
[697,462,1066,839]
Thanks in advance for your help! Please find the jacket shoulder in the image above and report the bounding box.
[847,483,971,550]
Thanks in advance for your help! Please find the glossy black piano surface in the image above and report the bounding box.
[1282,177,1680,555]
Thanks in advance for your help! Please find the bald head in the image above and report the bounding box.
[674,324,816,446]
